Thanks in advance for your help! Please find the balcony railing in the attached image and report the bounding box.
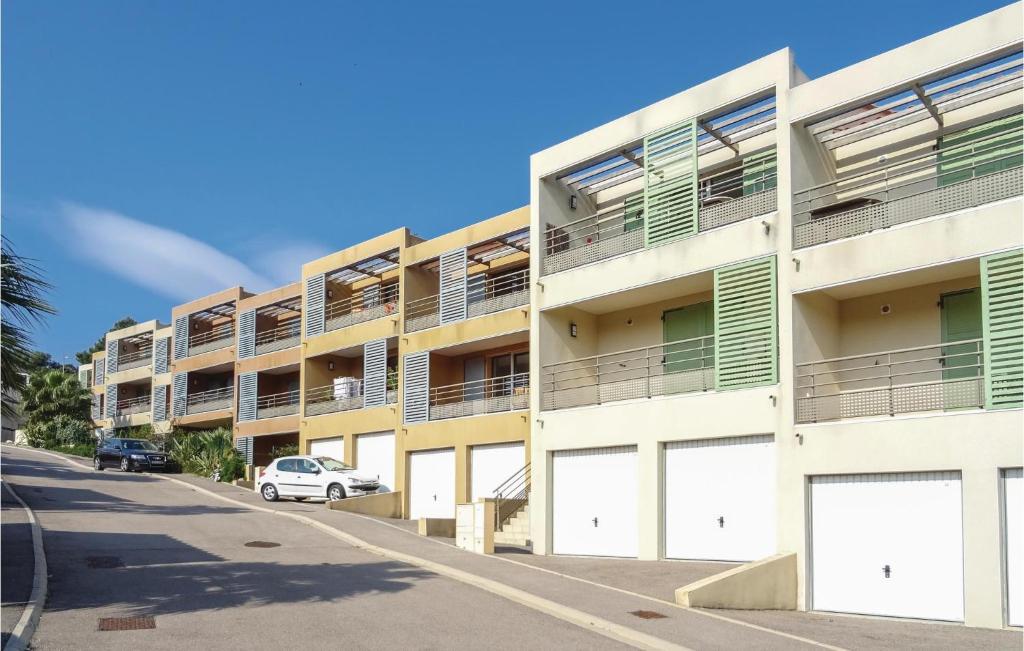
[254,319,300,355]
[793,128,1023,248]
[117,347,153,371]
[429,372,529,421]
[795,339,984,423]
[186,386,233,415]
[304,379,397,417]
[325,284,399,333]
[541,335,715,410]
[255,389,300,419]
[405,294,440,333]
[543,156,777,275]
[115,395,151,417]
[188,323,235,356]
[467,269,529,319]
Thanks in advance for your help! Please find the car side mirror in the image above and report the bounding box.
[114,446,121,451]
[314,468,322,475]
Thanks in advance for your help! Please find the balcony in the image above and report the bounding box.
[325,283,399,332]
[255,389,301,419]
[186,386,233,415]
[117,346,153,372]
[795,340,984,423]
[116,395,151,417]
[405,268,529,333]
[189,323,234,356]
[429,372,529,421]
[304,380,397,417]
[254,319,300,355]
[541,336,714,411]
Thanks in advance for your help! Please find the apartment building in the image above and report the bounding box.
[528,3,1022,630]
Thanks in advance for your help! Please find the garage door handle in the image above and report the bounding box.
[593,517,598,527]
[718,516,724,528]
[883,564,891,578]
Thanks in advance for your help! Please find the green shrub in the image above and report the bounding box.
[26,415,94,450]
[167,427,243,482]
[270,442,299,459]
[62,443,96,458]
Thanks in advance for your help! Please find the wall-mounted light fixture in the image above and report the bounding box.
[569,195,578,210]
[327,289,334,299]
[327,361,335,371]
[761,220,771,235]
[569,322,578,338]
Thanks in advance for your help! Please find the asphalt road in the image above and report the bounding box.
[0,446,627,650]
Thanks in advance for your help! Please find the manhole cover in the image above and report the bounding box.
[244,541,281,548]
[86,556,124,569]
[98,616,155,631]
[629,610,667,620]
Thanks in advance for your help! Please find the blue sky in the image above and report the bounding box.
[3,0,1009,362]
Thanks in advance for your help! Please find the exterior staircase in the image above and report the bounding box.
[493,503,530,546]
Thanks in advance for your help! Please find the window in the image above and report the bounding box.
[297,459,320,474]
[276,459,297,472]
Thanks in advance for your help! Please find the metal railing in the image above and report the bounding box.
[467,268,529,318]
[793,127,1023,248]
[117,347,153,371]
[255,389,300,419]
[305,379,398,417]
[185,386,233,415]
[405,294,440,333]
[429,372,529,421]
[493,463,530,531]
[795,339,985,423]
[541,335,715,411]
[115,395,151,416]
[543,155,777,275]
[325,284,400,332]
[254,319,300,355]
[188,323,235,356]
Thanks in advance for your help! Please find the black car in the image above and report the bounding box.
[94,438,169,472]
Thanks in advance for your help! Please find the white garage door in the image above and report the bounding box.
[471,442,525,502]
[552,446,637,558]
[409,448,455,520]
[309,436,344,461]
[811,472,964,622]
[1005,468,1022,627]
[664,435,775,562]
[356,431,396,490]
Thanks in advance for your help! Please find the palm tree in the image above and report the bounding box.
[2,236,56,417]
[21,369,91,427]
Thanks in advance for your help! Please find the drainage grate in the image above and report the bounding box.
[86,556,124,569]
[98,616,155,631]
[244,541,281,548]
[629,610,667,620]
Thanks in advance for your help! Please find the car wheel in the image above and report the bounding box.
[261,484,279,502]
[120,458,130,472]
[93,456,104,471]
[327,484,345,501]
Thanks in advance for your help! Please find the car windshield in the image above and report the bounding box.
[316,457,353,471]
[122,440,158,451]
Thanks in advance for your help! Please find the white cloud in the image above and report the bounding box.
[58,203,318,302]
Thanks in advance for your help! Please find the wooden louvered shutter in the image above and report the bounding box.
[152,385,167,422]
[237,372,258,421]
[105,384,118,418]
[644,118,698,247]
[305,274,325,338]
[402,352,430,424]
[714,256,778,390]
[363,339,388,408]
[106,339,119,375]
[154,337,169,374]
[172,372,188,417]
[237,309,256,359]
[173,316,189,360]
[439,248,468,325]
[982,249,1024,410]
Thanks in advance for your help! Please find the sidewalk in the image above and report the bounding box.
[1,484,33,648]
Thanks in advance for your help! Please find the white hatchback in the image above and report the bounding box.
[258,455,381,502]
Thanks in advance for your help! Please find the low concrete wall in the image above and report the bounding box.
[326,491,403,518]
[418,518,456,538]
[233,479,255,490]
[675,553,797,610]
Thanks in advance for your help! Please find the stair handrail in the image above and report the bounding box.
[493,462,531,531]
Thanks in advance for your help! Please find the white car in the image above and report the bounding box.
[258,455,380,502]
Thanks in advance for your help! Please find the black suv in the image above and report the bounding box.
[94,438,168,472]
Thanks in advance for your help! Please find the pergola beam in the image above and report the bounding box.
[912,83,943,129]
[698,120,739,155]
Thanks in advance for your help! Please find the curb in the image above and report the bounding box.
[1,481,48,651]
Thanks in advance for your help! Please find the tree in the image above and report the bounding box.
[26,351,63,374]
[20,369,92,428]
[1,236,56,416]
[76,316,137,364]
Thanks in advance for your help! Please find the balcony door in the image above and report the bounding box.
[490,352,528,397]
[940,288,982,410]
[663,301,713,379]
[464,357,485,402]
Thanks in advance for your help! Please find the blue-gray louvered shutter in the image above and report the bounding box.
[154,337,169,374]
[172,372,188,417]
[363,284,381,308]
[644,118,698,246]
[235,436,253,465]
[173,316,189,360]
[363,339,388,408]
[94,359,105,386]
[439,248,468,325]
[305,274,325,338]
[105,384,118,418]
[78,367,89,388]
[402,351,430,424]
[91,393,101,419]
[237,309,256,359]
[106,339,119,375]
[152,385,167,422]
[237,372,258,421]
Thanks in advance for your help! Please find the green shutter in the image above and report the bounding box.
[714,256,778,390]
[742,150,777,196]
[938,114,1023,187]
[982,249,1024,410]
[644,119,698,246]
[623,192,644,233]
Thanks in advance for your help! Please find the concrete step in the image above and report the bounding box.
[494,531,530,545]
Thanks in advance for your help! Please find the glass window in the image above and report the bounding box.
[297,459,320,474]
[276,459,297,472]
